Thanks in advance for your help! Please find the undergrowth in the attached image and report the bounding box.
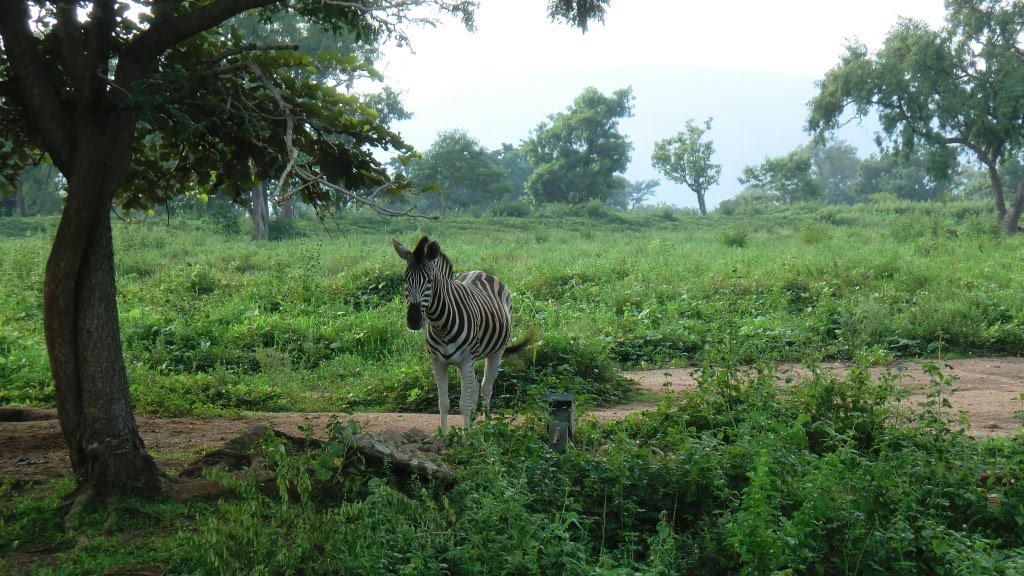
[3,365,1022,574]
[2,202,1022,415]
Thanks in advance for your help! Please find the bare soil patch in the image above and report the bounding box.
[2,357,1021,485]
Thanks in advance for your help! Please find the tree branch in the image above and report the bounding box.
[292,166,438,219]
[123,0,284,79]
[79,1,120,111]
[55,2,86,96]
[0,0,76,173]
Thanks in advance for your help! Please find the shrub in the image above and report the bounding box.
[719,228,749,248]
[489,199,534,218]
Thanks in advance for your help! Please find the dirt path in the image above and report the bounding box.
[2,357,1021,485]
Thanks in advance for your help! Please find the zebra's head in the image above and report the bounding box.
[393,236,441,331]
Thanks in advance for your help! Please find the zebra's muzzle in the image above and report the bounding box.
[406,303,424,331]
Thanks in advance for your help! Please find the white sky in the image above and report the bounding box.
[375,0,948,208]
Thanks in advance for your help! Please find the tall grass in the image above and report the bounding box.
[1,200,1022,414]
[2,202,1023,574]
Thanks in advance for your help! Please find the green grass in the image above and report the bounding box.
[2,365,1022,574]
[1,201,1023,413]
[2,201,1024,574]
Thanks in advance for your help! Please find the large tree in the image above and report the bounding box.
[808,0,1024,234]
[522,86,634,205]
[0,0,472,508]
[0,0,604,509]
[651,118,721,215]
[408,129,511,213]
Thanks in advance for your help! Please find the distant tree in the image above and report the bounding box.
[651,118,721,215]
[0,162,64,216]
[955,166,994,201]
[739,149,821,204]
[488,143,534,201]
[363,85,414,126]
[607,178,660,210]
[809,139,861,204]
[808,0,1024,234]
[522,86,634,205]
[856,149,957,202]
[408,130,512,213]
[716,188,777,215]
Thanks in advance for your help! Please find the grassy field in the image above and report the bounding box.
[1,200,1022,414]
[2,201,1024,574]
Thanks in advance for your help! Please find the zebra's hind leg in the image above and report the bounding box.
[430,357,451,435]
[480,351,503,420]
[456,359,480,429]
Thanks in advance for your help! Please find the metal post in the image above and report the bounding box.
[544,393,575,452]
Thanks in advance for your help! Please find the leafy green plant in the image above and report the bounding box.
[3,203,1024,417]
[4,363,1024,574]
[719,227,749,247]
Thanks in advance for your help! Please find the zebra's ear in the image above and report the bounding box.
[392,239,412,262]
[424,240,441,261]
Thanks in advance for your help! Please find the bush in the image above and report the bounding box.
[5,365,1024,575]
[202,194,243,235]
[489,199,534,218]
[719,228,749,248]
[798,223,832,245]
[269,217,306,240]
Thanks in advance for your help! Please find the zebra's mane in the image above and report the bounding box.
[412,236,454,279]
[433,250,454,279]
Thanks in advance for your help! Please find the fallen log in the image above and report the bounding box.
[172,424,454,501]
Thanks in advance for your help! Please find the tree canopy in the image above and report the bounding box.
[522,86,634,205]
[606,178,660,210]
[488,143,534,202]
[807,0,1024,233]
[739,149,821,205]
[547,0,611,32]
[856,148,958,202]
[0,2,468,217]
[407,129,512,213]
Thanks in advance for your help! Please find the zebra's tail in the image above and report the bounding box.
[504,326,538,356]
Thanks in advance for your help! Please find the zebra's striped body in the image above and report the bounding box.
[393,236,530,434]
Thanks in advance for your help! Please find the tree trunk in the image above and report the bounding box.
[1004,179,1024,236]
[15,188,26,216]
[696,190,708,216]
[986,162,1008,225]
[279,196,294,220]
[249,180,270,241]
[44,119,164,504]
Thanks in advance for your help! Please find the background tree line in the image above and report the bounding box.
[4,0,1023,233]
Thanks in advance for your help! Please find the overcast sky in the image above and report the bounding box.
[375,0,948,209]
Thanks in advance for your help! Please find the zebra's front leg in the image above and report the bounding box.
[480,351,503,420]
[430,357,451,435]
[456,360,480,429]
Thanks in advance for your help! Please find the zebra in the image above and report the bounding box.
[393,236,532,435]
